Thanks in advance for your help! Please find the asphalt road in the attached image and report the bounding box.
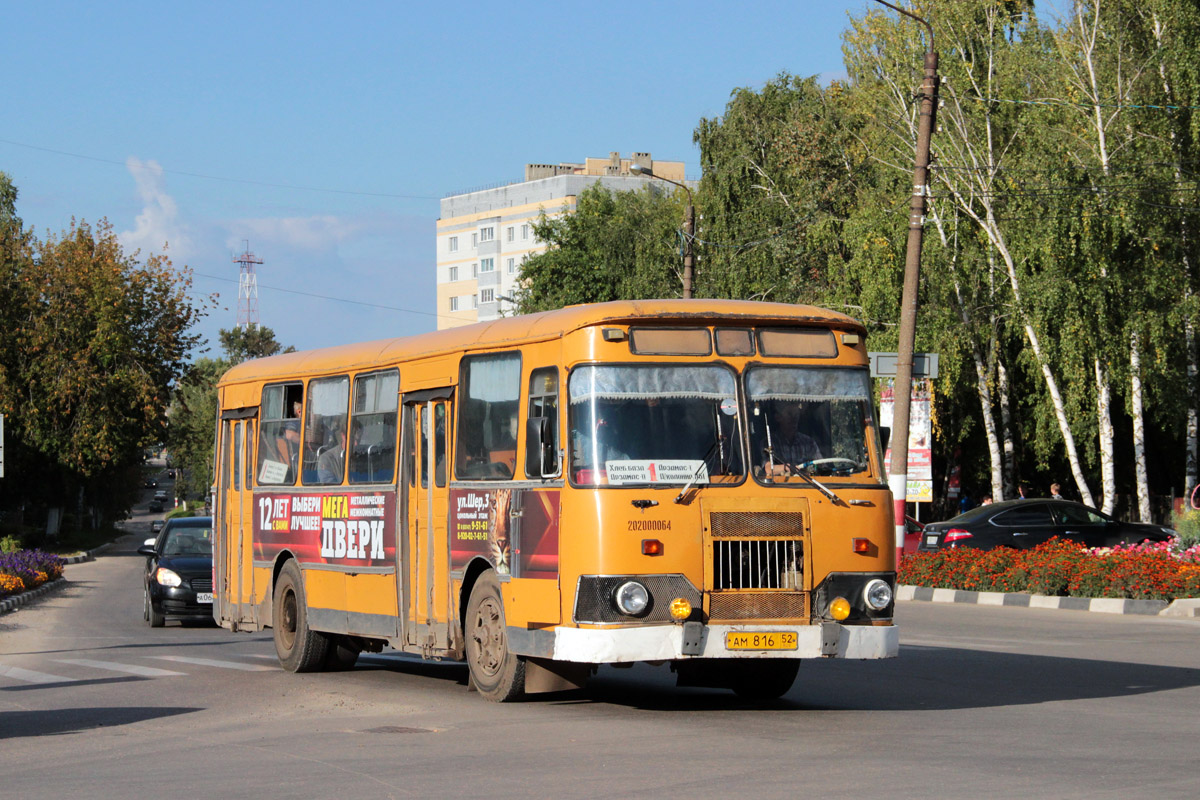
[2,527,1199,800]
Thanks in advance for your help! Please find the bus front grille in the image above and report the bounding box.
[709,511,804,538]
[712,538,803,590]
[709,590,809,621]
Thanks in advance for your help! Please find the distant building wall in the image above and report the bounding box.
[435,152,688,328]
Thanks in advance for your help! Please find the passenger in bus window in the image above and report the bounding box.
[274,398,303,481]
[317,422,349,484]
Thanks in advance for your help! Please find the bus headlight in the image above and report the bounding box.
[614,581,650,616]
[155,567,182,588]
[863,579,893,611]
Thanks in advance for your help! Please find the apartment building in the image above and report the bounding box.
[436,151,686,329]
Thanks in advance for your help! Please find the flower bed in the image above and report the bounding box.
[0,550,66,598]
[898,537,1200,601]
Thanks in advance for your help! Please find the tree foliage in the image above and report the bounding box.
[166,325,291,499]
[0,181,205,528]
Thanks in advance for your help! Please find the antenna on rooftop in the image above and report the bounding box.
[234,241,262,330]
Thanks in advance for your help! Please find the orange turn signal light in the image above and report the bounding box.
[642,539,664,556]
[853,538,871,553]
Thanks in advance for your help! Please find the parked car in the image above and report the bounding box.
[138,516,214,627]
[917,499,1177,552]
[903,515,925,555]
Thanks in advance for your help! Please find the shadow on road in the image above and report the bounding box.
[571,644,1200,711]
[0,706,201,739]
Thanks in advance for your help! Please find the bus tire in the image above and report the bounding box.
[323,636,361,671]
[465,571,525,702]
[273,560,329,672]
[729,660,799,702]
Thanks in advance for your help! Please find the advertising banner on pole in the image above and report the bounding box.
[879,378,933,503]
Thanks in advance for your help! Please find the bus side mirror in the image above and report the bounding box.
[527,416,558,478]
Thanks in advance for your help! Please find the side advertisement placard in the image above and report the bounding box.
[254,490,396,567]
[449,487,559,579]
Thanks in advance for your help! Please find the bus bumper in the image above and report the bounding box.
[540,622,898,663]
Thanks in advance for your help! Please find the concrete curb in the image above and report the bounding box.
[0,542,115,616]
[0,576,69,614]
[898,584,1200,618]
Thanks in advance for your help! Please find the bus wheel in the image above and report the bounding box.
[465,571,525,702]
[729,660,799,702]
[273,560,329,672]
[323,636,361,671]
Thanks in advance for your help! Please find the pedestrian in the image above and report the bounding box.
[1050,482,1063,500]
[981,495,993,505]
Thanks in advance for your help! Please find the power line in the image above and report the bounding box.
[190,270,447,322]
[0,137,440,201]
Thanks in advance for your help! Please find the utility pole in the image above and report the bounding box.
[630,163,695,299]
[872,0,939,567]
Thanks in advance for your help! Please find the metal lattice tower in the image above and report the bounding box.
[234,241,262,329]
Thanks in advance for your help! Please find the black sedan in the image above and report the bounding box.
[138,516,214,627]
[917,499,1176,552]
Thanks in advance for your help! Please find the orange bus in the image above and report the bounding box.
[212,300,897,701]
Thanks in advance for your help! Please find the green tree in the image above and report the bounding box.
[219,325,291,363]
[166,325,291,499]
[0,209,205,528]
[514,183,688,313]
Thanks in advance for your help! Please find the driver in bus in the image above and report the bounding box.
[765,401,824,476]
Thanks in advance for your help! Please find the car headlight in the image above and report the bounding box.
[863,579,893,611]
[155,567,182,588]
[613,581,650,616]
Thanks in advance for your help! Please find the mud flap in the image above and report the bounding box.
[524,657,589,694]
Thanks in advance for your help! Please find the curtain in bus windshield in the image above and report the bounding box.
[567,365,743,486]
[456,352,521,480]
[745,367,875,480]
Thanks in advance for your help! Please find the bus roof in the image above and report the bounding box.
[217,299,866,386]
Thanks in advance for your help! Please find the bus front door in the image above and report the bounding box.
[217,413,257,629]
[402,396,453,656]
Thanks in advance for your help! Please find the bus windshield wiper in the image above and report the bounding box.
[787,462,841,503]
[675,439,719,504]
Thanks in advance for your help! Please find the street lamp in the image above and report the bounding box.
[630,162,695,299]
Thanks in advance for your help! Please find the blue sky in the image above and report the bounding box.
[3,0,881,356]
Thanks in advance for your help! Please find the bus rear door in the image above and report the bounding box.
[402,391,453,656]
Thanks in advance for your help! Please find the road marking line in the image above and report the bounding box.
[0,664,76,684]
[53,658,187,677]
[151,655,277,671]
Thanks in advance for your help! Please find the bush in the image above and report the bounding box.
[899,537,1200,601]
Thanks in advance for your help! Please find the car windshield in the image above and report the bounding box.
[568,364,744,486]
[745,366,878,481]
[161,525,213,556]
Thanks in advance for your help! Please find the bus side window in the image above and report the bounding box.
[303,376,350,486]
[434,401,447,488]
[402,405,416,488]
[525,367,559,478]
[456,352,521,480]
[244,420,255,490]
[349,370,399,484]
[257,383,302,485]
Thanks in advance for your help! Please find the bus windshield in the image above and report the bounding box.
[745,366,876,481]
[568,364,744,486]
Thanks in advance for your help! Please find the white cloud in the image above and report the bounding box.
[226,215,366,253]
[118,157,191,259]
